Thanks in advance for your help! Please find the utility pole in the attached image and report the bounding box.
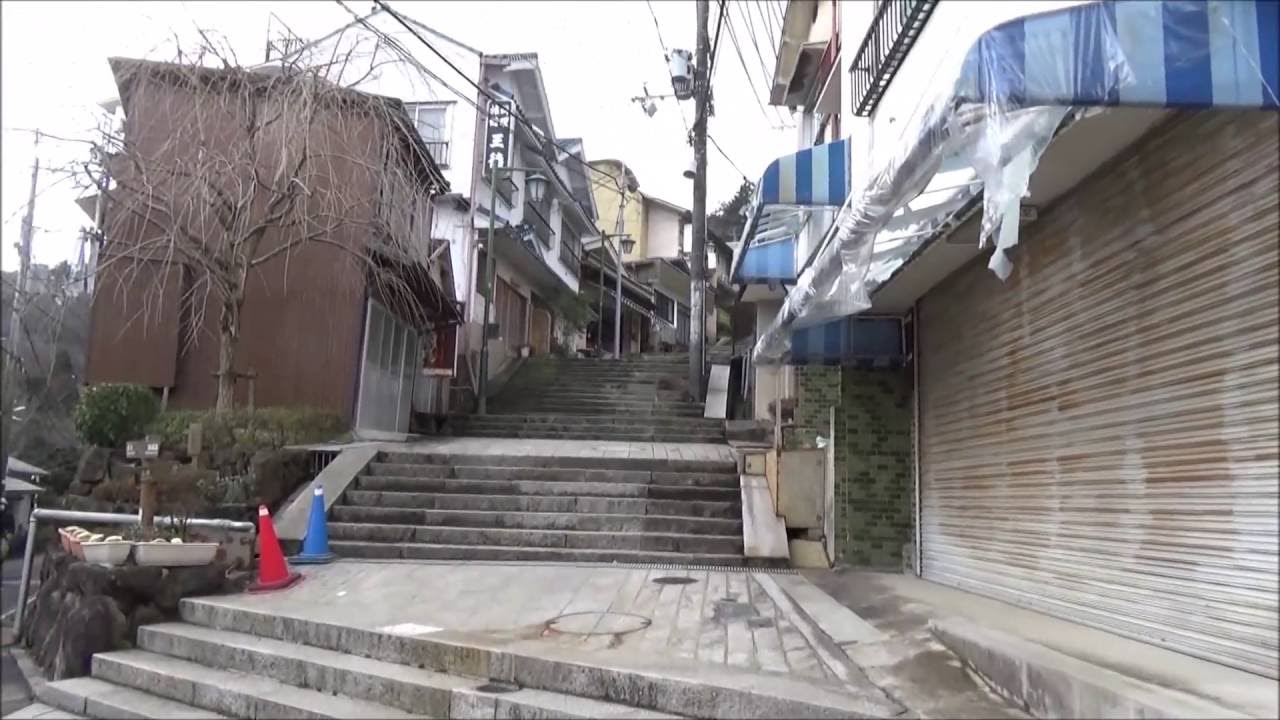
[2,131,40,475]
[688,0,709,402]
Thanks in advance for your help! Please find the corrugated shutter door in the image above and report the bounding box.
[918,111,1279,678]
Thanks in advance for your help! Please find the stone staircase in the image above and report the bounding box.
[321,450,746,565]
[452,353,725,443]
[33,594,890,719]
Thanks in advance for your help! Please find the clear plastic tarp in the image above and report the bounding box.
[754,0,1278,363]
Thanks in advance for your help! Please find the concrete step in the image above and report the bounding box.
[330,505,744,535]
[329,540,748,565]
[38,676,220,719]
[138,623,679,719]
[365,463,740,488]
[327,523,743,554]
[91,650,420,719]
[379,452,737,474]
[454,428,725,443]
[487,406,707,419]
[355,475,739,502]
[454,419,716,432]
[178,598,904,720]
[456,414,724,430]
[1,702,85,719]
[340,490,742,519]
[490,399,706,413]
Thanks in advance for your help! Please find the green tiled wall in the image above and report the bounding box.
[795,366,914,569]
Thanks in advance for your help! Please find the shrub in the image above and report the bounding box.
[73,384,160,449]
[147,407,345,472]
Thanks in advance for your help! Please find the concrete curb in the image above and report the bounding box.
[276,446,380,541]
[931,617,1253,719]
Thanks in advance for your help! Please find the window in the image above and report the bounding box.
[475,249,488,296]
[558,218,581,270]
[655,292,676,325]
[407,102,452,167]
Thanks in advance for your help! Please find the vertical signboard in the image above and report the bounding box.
[484,98,514,177]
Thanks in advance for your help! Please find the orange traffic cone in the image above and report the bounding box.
[249,505,302,593]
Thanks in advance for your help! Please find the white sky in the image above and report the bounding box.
[1,0,795,271]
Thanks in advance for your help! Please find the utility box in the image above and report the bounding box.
[743,452,767,476]
[778,449,824,529]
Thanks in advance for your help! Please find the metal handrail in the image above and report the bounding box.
[14,507,256,634]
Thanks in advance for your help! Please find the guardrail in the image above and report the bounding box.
[14,507,256,634]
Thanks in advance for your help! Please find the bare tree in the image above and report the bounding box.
[81,39,448,412]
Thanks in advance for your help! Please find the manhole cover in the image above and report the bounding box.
[546,611,652,636]
[652,576,698,585]
[474,682,518,694]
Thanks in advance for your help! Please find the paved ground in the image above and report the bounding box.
[307,436,738,463]
[2,554,41,627]
[807,568,1278,719]
[192,561,844,683]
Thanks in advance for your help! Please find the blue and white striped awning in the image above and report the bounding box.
[757,0,1279,365]
[956,0,1279,110]
[731,139,851,284]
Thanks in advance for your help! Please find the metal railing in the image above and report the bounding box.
[848,0,938,117]
[14,507,256,633]
[524,198,554,248]
[423,140,450,168]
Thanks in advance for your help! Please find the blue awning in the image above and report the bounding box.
[731,139,851,284]
[956,0,1279,110]
[755,0,1280,364]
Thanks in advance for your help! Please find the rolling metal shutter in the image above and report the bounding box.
[918,111,1279,678]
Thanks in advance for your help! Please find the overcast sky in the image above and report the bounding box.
[1,0,795,271]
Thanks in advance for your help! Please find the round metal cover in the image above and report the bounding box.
[651,576,698,586]
[546,611,652,636]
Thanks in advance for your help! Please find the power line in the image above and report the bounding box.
[722,7,783,127]
[735,1,778,106]
[754,1,779,58]
[340,0,626,197]
[709,0,728,82]
[707,133,748,182]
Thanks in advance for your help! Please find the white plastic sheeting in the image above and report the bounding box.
[754,0,1278,363]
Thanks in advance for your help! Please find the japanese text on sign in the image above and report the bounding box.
[485,99,514,172]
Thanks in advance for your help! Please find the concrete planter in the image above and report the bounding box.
[133,542,219,567]
[80,541,133,566]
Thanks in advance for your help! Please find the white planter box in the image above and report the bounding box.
[133,542,219,567]
[81,541,133,566]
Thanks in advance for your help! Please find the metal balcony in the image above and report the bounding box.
[848,0,938,117]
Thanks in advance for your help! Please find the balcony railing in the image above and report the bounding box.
[423,140,450,168]
[524,197,554,249]
[848,0,938,117]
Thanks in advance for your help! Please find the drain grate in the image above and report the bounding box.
[651,576,699,585]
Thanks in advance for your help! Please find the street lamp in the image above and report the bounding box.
[477,165,553,415]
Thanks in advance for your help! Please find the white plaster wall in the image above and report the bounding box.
[287,14,482,197]
[645,203,684,259]
[753,300,795,421]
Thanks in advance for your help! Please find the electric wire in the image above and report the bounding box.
[338,0,626,200]
[722,6,779,126]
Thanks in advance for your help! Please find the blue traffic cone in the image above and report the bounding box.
[290,485,336,564]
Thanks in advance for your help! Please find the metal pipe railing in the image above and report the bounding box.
[14,506,256,634]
